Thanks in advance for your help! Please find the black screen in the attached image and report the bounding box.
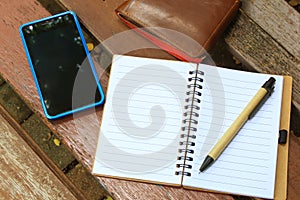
[22,13,102,117]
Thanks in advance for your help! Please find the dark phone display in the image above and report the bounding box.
[22,14,102,117]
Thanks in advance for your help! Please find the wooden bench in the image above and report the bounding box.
[225,0,300,134]
[0,0,299,199]
[0,104,82,199]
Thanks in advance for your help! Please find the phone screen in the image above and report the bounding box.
[21,12,104,119]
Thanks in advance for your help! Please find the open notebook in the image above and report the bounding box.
[92,55,289,199]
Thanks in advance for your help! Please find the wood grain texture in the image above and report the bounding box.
[288,134,300,200]
[0,104,87,200]
[242,0,300,59]
[58,0,175,59]
[0,114,76,199]
[225,0,300,121]
[0,0,50,112]
[225,10,300,120]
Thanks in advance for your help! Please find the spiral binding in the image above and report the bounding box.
[175,69,204,177]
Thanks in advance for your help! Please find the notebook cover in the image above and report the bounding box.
[115,0,240,62]
[274,76,292,199]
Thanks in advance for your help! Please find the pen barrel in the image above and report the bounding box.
[209,88,268,159]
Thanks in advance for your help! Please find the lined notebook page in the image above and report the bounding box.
[182,64,283,199]
[93,55,196,185]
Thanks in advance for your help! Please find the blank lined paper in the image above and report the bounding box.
[92,55,285,199]
[183,64,283,199]
[93,55,196,185]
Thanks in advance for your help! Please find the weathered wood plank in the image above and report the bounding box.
[225,11,300,129]
[21,114,76,170]
[225,1,300,133]
[0,75,4,86]
[58,0,175,59]
[242,0,300,59]
[288,133,300,200]
[0,84,32,123]
[0,0,51,112]
[58,0,126,41]
[0,103,87,199]
[0,114,77,199]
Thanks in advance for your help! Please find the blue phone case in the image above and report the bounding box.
[20,11,105,119]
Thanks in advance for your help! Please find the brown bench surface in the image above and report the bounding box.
[0,112,77,199]
[0,0,299,199]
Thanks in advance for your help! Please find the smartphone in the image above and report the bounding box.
[20,11,105,119]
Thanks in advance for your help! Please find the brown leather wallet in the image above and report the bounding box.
[116,0,240,62]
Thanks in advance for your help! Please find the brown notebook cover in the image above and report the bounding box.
[116,0,240,62]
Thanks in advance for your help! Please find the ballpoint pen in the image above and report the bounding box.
[200,77,276,172]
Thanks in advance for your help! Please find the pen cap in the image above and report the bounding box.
[262,77,276,94]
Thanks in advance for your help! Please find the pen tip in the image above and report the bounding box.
[200,155,214,172]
